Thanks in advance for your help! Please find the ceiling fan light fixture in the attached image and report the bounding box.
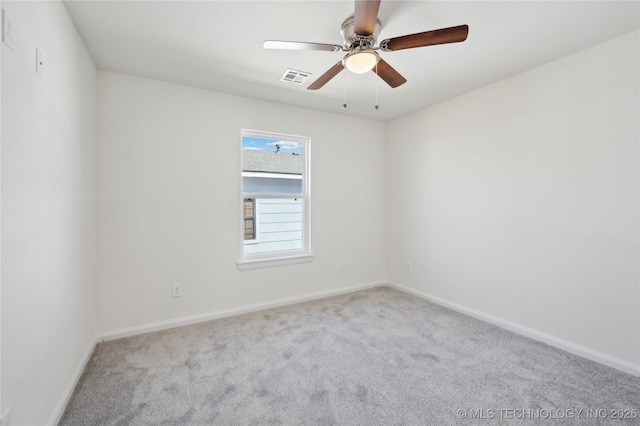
[343,50,379,74]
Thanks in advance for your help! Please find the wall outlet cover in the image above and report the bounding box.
[172,283,182,298]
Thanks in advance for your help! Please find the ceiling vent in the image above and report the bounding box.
[280,69,312,85]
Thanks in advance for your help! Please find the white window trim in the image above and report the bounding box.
[237,253,315,271]
[238,129,312,270]
[243,172,303,180]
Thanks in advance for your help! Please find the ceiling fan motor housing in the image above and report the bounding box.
[340,16,381,50]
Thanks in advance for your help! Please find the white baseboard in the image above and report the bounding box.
[48,336,98,426]
[387,281,640,377]
[98,281,386,341]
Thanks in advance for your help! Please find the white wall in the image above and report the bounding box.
[97,71,387,335]
[387,31,639,373]
[1,1,97,425]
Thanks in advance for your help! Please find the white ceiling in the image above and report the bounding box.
[63,1,639,122]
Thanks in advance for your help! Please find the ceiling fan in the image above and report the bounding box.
[264,0,469,90]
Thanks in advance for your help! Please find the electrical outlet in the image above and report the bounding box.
[2,8,14,50]
[405,261,413,273]
[1,406,12,426]
[171,283,182,298]
[36,47,44,76]
[340,260,347,273]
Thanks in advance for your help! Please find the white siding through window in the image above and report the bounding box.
[244,198,303,255]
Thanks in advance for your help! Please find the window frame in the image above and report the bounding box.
[237,129,313,270]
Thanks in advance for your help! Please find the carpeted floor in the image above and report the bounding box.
[60,286,639,425]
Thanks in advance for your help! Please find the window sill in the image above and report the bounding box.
[237,253,314,271]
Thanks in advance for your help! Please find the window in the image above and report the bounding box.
[238,129,312,269]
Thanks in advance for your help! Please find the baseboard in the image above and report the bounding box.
[48,336,98,425]
[387,281,640,377]
[98,281,386,341]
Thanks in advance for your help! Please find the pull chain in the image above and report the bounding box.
[374,62,379,110]
[343,70,348,109]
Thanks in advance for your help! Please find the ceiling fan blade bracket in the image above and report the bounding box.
[353,33,377,50]
[263,40,344,52]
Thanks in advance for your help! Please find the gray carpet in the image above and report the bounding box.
[60,286,639,425]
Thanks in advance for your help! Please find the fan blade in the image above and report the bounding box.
[373,58,406,88]
[264,40,342,52]
[380,25,469,51]
[354,0,381,36]
[307,62,344,90]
